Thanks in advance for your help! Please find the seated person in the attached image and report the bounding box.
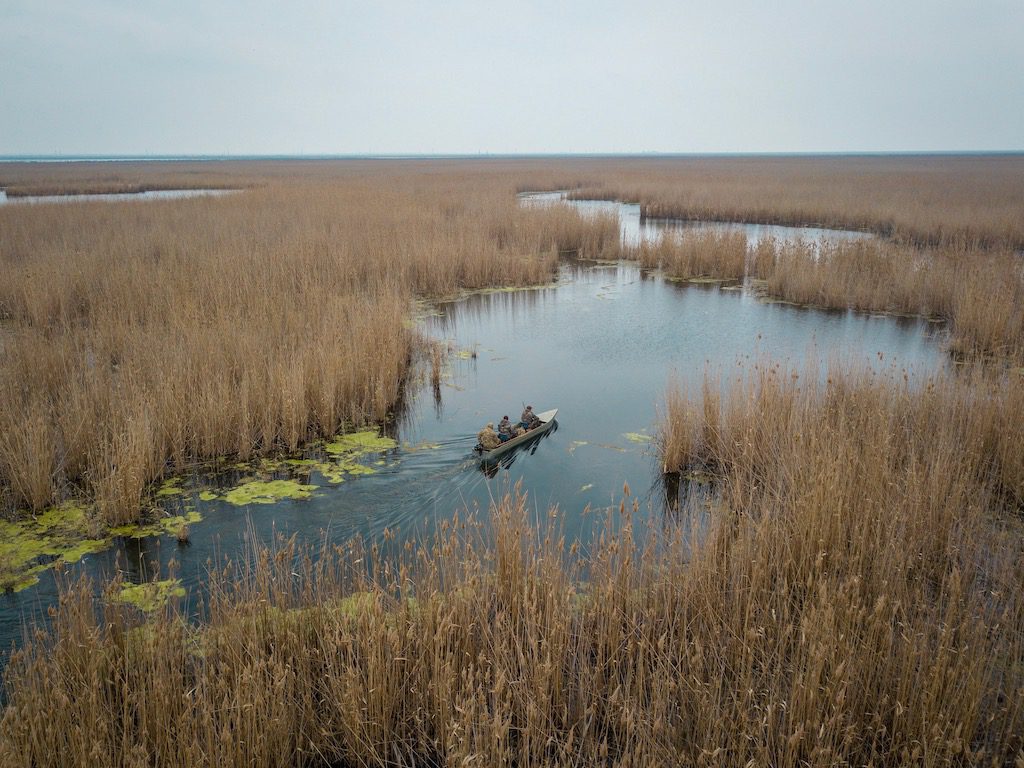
[497,415,520,441]
[477,422,501,450]
[520,405,541,431]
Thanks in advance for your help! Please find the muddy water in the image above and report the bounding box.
[0,198,944,658]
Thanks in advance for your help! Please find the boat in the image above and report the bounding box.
[476,409,558,460]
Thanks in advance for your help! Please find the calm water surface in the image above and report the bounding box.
[0,188,236,205]
[522,190,874,247]
[0,197,944,656]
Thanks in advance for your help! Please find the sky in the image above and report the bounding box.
[1,0,1022,155]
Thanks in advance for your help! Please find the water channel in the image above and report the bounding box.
[0,188,236,205]
[0,194,945,657]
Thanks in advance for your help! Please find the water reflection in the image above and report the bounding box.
[0,188,238,205]
[0,203,947,659]
[520,191,874,248]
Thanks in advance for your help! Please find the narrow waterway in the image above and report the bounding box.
[0,188,236,204]
[0,195,945,658]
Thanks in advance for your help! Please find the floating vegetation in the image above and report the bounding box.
[595,443,627,453]
[567,440,589,455]
[187,429,398,503]
[217,480,318,506]
[0,502,107,592]
[110,509,203,539]
[113,579,186,612]
[324,430,398,456]
[155,477,184,497]
[579,483,594,492]
[404,441,441,452]
[471,281,563,296]
[623,432,653,443]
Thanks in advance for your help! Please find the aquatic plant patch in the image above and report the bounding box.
[113,579,186,612]
[0,502,108,592]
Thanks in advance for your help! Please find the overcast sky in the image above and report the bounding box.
[1,0,1021,155]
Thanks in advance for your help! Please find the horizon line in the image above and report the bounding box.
[1,150,1023,163]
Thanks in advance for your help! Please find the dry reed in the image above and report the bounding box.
[3,388,1023,768]
[633,229,747,280]
[759,239,1023,360]
[0,172,619,523]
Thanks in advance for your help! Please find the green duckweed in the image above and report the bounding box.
[155,477,184,497]
[115,579,186,612]
[324,430,397,456]
[109,509,203,539]
[0,502,107,593]
[222,480,318,506]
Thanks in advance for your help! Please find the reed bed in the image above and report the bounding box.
[0,175,619,523]
[2,155,1021,519]
[632,229,747,281]
[758,239,1024,361]
[4,360,1024,767]
[563,154,1024,250]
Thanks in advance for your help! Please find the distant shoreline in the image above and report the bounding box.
[1,150,1023,164]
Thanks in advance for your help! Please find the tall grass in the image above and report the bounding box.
[564,154,1024,250]
[2,156,1021,520]
[4,371,1023,767]
[758,239,1024,360]
[633,229,747,280]
[0,178,619,522]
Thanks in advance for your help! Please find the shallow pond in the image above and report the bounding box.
[0,188,237,205]
[0,198,944,658]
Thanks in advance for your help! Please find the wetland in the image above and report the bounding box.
[0,157,1021,766]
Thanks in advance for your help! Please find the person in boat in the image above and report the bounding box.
[498,415,520,442]
[520,405,540,431]
[477,422,501,450]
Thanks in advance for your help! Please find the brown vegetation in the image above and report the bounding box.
[0,171,619,523]
[633,229,748,281]
[2,155,1022,521]
[565,154,1024,250]
[759,239,1024,361]
[657,363,1024,761]
[4,414,1023,767]
[1,157,1023,766]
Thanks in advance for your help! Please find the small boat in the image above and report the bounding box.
[476,409,558,460]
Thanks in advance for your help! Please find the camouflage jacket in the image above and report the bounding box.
[477,427,501,450]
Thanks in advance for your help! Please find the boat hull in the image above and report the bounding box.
[477,409,558,460]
